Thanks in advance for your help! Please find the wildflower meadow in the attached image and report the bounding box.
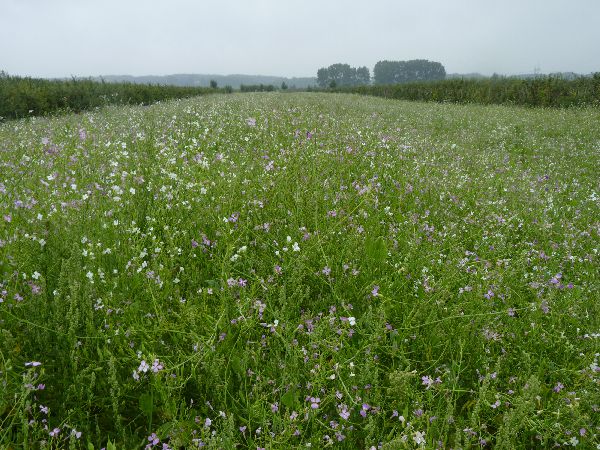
[0,92,599,448]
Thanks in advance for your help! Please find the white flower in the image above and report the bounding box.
[292,242,300,252]
[348,316,356,326]
[413,431,426,446]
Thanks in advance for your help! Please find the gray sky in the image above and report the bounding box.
[1,0,599,78]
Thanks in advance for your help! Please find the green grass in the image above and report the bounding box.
[0,93,599,449]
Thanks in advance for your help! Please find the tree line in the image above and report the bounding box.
[317,60,446,87]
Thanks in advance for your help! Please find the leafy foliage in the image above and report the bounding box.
[335,73,600,107]
[373,59,446,84]
[317,63,371,88]
[240,83,276,92]
[0,71,222,120]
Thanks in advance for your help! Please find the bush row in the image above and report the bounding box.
[0,72,222,120]
[330,74,600,107]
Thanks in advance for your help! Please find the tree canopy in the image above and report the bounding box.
[373,59,446,84]
[317,64,371,88]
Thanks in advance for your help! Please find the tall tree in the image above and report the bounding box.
[356,66,371,85]
[316,64,371,87]
[317,68,329,88]
[374,60,446,84]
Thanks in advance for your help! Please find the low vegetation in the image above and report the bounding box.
[0,93,598,448]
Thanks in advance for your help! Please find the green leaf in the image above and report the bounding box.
[231,355,244,376]
[206,279,220,288]
[107,440,117,450]
[366,236,387,262]
[139,392,153,416]
[281,388,297,409]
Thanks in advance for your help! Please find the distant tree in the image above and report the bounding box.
[374,60,446,84]
[327,63,356,87]
[329,80,337,89]
[317,64,370,88]
[317,68,329,88]
[356,66,371,85]
[210,79,218,89]
[281,81,288,90]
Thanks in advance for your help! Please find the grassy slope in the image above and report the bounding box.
[0,93,599,448]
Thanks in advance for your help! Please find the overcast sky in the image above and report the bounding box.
[2,0,598,78]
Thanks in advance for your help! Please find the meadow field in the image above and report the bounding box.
[0,93,599,448]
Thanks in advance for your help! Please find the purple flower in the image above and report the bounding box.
[422,375,434,388]
[553,382,564,393]
[25,361,42,367]
[310,397,321,409]
[49,428,60,437]
[540,300,550,314]
[339,408,350,420]
[550,273,562,284]
[371,285,379,297]
[271,402,279,413]
[148,433,160,446]
[322,266,331,276]
[151,359,163,373]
